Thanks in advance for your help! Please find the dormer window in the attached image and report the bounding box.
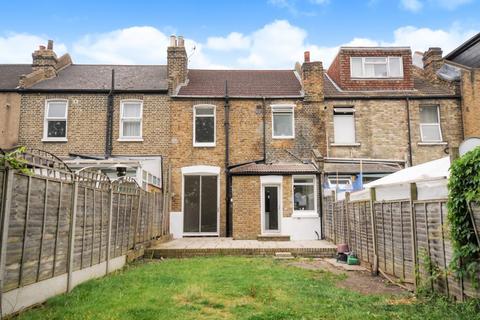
[351,57,403,78]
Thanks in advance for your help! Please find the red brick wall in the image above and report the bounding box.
[327,48,414,91]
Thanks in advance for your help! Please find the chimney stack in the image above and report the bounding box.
[304,51,310,63]
[32,40,58,77]
[301,52,324,102]
[167,35,188,94]
[423,47,443,81]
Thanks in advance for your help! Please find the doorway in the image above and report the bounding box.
[262,185,280,233]
[183,175,218,235]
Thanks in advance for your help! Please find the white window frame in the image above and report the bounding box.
[119,99,143,141]
[420,105,443,143]
[292,175,318,217]
[350,56,403,79]
[193,104,216,147]
[43,99,68,142]
[271,104,295,139]
[333,107,356,145]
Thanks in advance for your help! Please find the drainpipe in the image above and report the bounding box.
[105,69,115,159]
[405,97,413,166]
[262,96,267,163]
[224,81,232,236]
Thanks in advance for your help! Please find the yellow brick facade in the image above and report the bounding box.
[325,98,463,165]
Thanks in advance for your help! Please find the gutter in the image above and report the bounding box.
[325,94,460,100]
[173,95,304,99]
[105,70,115,159]
[18,88,168,94]
[224,81,232,237]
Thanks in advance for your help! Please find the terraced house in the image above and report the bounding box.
[0,35,467,241]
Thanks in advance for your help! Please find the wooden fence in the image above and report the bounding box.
[0,149,169,317]
[323,184,480,300]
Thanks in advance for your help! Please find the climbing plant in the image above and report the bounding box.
[0,146,31,175]
[447,146,480,283]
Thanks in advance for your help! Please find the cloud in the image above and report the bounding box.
[401,0,474,11]
[0,33,67,63]
[1,22,477,70]
[401,0,423,12]
[206,32,251,51]
[72,26,223,68]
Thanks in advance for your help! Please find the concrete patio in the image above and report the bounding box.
[146,237,337,258]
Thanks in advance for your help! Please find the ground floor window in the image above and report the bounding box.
[293,175,316,214]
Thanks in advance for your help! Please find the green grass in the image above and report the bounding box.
[13,257,480,320]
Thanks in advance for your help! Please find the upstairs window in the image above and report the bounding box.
[420,105,442,142]
[333,107,355,144]
[194,105,216,147]
[351,57,403,78]
[293,176,317,214]
[120,100,143,140]
[43,100,68,141]
[272,105,295,139]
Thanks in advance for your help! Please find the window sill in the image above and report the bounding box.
[418,142,448,146]
[193,143,216,148]
[351,77,404,80]
[292,212,319,218]
[331,143,361,147]
[117,138,143,142]
[42,138,67,143]
[272,136,295,140]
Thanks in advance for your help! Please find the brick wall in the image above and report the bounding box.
[18,93,170,157]
[169,97,324,236]
[460,68,480,138]
[325,98,463,165]
[327,48,414,91]
[232,175,260,239]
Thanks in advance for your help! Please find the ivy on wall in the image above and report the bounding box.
[447,147,480,282]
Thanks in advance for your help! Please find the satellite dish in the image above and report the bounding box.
[459,137,480,156]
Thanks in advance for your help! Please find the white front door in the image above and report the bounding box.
[262,185,281,233]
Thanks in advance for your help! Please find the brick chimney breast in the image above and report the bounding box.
[167,35,188,94]
[32,40,58,77]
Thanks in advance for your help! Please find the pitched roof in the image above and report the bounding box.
[323,74,456,98]
[230,163,318,175]
[445,32,480,68]
[176,69,303,98]
[0,64,32,90]
[28,64,168,91]
[323,162,402,174]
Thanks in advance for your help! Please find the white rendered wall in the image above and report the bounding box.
[282,216,321,240]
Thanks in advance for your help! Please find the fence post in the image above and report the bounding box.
[409,183,418,291]
[0,168,14,319]
[345,192,351,248]
[105,187,114,274]
[66,179,79,293]
[369,187,378,275]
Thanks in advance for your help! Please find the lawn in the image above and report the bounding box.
[14,257,480,320]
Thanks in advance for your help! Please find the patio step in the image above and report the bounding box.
[145,238,337,259]
[274,252,294,260]
[257,235,291,241]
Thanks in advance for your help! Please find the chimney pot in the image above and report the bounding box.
[304,51,310,63]
[39,45,46,50]
[170,35,177,47]
[47,40,53,50]
[178,36,185,47]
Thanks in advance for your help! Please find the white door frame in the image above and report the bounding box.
[181,165,220,236]
[260,176,283,235]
